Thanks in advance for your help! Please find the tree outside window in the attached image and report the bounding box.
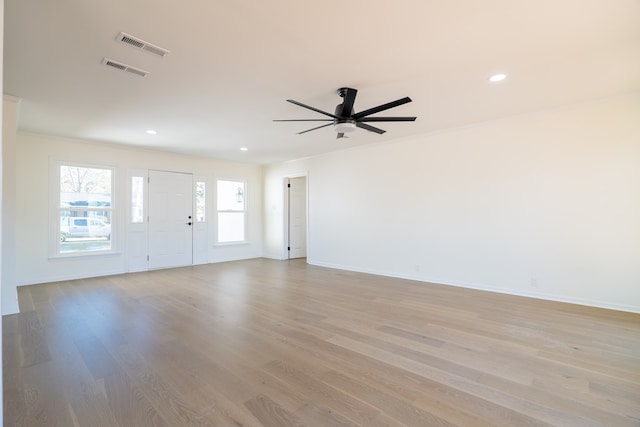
[196,181,206,222]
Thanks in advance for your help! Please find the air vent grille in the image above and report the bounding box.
[116,32,170,57]
[102,58,149,77]
[121,35,144,49]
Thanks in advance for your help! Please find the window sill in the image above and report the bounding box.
[49,250,122,261]
[213,241,249,247]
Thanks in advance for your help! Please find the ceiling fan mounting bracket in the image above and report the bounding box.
[337,87,353,98]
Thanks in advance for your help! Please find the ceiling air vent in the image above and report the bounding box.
[102,58,150,77]
[116,32,170,57]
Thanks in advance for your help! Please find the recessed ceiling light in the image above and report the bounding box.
[145,129,157,135]
[240,147,248,151]
[489,73,507,83]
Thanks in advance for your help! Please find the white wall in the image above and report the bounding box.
[264,94,640,313]
[0,0,5,421]
[15,132,263,286]
[2,96,19,314]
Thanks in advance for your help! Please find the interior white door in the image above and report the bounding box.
[148,170,193,269]
[288,176,307,259]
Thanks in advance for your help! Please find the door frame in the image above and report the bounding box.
[283,175,308,260]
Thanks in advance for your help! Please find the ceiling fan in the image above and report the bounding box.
[274,87,417,139]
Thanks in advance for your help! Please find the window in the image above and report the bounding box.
[217,179,245,243]
[58,164,113,254]
[195,181,206,222]
[131,176,144,223]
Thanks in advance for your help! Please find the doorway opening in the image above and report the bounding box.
[287,176,307,259]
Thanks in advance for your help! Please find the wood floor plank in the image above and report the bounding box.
[294,401,360,427]
[16,287,34,312]
[103,370,169,427]
[108,344,216,427]
[4,258,640,426]
[18,310,51,368]
[262,359,388,426]
[21,360,77,427]
[3,314,27,427]
[244,394,305,427]
[53,335,121,427]
[74,336,121,380]
[196,383,264,427]
[322,369,483,427]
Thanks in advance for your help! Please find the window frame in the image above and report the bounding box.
[51,160,117,258]
[215,178,247,245]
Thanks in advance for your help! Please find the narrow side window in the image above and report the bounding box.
[131,176,144,223]
[196,181,206,222]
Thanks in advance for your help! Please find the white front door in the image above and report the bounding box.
[288,176,307,259]
[148,170,193,269]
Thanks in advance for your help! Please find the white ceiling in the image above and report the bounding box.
[5,1,640,164]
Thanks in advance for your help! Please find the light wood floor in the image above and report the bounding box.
[3,258,640,426]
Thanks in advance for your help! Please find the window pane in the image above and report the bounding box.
[131,176,144,223]
[217,180,244,211]
[59,211,111,253]
[218,212,245,242]
[60,166,111,208]
[59,165,112,254]
[196,181,206,222]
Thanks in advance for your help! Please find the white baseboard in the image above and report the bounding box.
[19,256,261,287]
[308,260,640,314]
[263,254,288,261]
[18,268,126,287]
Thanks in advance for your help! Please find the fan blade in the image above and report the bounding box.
[287,99,340,119]
[297,123,333,134]
[352,97,412,120]
[338,88,358,117]
[336,132,345,139]
[273,119,333,122]
[356,122,386,134]
[358,117,417,122]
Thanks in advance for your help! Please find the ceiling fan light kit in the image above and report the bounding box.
[274,87,416,139]
[334,120,356,133]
